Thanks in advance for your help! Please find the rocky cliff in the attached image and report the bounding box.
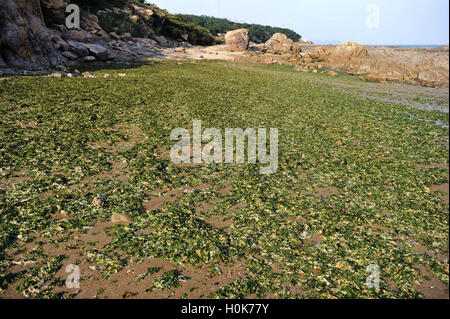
[0,0,216,73]
[0,0,65,69]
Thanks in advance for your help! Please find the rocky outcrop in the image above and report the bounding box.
[95,5,165,42]
[238,40,449,87]
[264,33,294,54]
[0,0,65,69]
[333,41,368,58]
[225,29,249,52]
[310,42,368,61]
[43,2,172,64]
[303,43,449,86]
[0,1,191,72]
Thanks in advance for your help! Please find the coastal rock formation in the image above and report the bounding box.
[238,41,449,87]
[301,42,448,86]
[95,4,167,41]
[264,33,294,54]
[0,0,65,69]
[225,29,249,52]
[0,1,201,73]
[310,42,368,61]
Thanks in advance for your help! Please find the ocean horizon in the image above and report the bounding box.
[367,44,448,48]
[315,42,448,48]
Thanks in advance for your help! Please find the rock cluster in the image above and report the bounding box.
[239,39,449,87]
[45,2,168,63]
[297,42,448,87]
[0,0,190,74]
[0,0,65,69]
[308,42,368,62]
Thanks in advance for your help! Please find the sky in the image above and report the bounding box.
[148,0,449,45]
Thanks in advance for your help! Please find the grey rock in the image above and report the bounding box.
[0,0,65,69]
[85,43,111,61]
[67,41,89,58]
[61,51,79,60]
[153,34,168,45]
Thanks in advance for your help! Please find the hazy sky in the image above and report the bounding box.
[148,0,449,45]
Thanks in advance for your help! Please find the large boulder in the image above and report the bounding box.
[225,29,249,52]
[0,0,65,69]
[264,33,294,54]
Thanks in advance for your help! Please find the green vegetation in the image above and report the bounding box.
[158,12,221,45]
[177,14,302,43]
[144,4,220,45]
[71,1,297,45]
[73,0,219,45]
[96,9,154,39]
[0,61,448,298]
[71,0,130,10]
